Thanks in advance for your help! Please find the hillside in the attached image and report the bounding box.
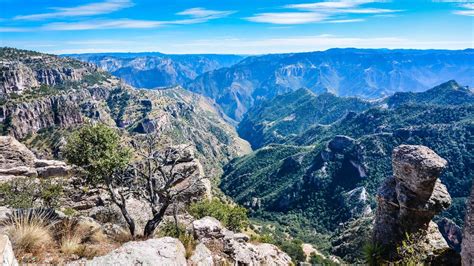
[220,81,474,258]
[67,53,244,89]
[0,48,251,180]
[187,48,474,120]
[238,88,374,149]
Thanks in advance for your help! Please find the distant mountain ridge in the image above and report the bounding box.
[187,48,474,120]
[67,53,244,89]
[221,81,473,261]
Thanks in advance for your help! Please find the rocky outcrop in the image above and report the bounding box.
[462,183,474,266]
[0,48,94,96]
[373,145,457,262]
[0,87,111,139]
[0,235,18,266]
[438,218,462,252]
[192,216,292,265]
[0,136,71,181]
[78,237,187,266]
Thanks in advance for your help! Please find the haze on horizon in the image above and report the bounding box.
[0,0,473,55]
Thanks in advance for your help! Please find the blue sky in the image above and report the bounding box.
[0,0,473,54]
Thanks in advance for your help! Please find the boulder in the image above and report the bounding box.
[437,218,462,252]
[192,217,292,265]
[373,145,457,262]
[35,159,71,178]
[80,237,186,266]
[189,243,214,266]
[0,136,36,169]
[0,235,18,266]
[462,183,474,266]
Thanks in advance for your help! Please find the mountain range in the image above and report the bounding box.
[67,52,244,89]
[221,80,473,261]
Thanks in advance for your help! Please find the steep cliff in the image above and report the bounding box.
[0,48,250,180]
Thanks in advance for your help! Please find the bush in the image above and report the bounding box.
[0,177,64,208]
[64,124,131,184]
[189,199,249,231]
[363,242,384,266]
[2,209,57,257]
[280,239,306,264]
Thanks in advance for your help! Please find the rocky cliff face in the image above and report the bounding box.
[68,53,244,89]
[462,183,474,265]
[0,48,95,96]
[373,145,457,262]
[0,48,250,180]
[187,48,474,121]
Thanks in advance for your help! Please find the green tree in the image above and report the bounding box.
[64,123,131,184]
[64,124,135,234]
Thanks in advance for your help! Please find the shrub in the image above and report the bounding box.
[64,123,131,185]
[2,209,57,257]
[189,199,249,231]
[280,239,306,264]
[0,177,64,208]
[363,242,384,266]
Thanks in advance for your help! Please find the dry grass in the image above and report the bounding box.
[2,209,56,258]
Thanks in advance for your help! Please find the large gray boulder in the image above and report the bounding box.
[80,237,186,266]
[192,216,292,265]
[462,183,474,266]
[373,145,457,262]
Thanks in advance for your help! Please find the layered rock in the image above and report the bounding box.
[0,136,71,181]
[373,145,456,262]
[462,183,474,266]
[0,48,94,96]
[192,216,292,265]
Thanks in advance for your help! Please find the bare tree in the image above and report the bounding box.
[107,131,204,237]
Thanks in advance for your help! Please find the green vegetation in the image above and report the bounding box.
[0,177,64,208]
[64,123,132,184]
[222,81,474,262]
[189,199,249,231]
[363,242,384,266]
[157,221,196,259]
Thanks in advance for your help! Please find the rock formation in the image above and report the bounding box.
[0,235,17,266]
[462,183,474,265]
[0,136,71,181]
[77,237,187,266]
[192,216,292,265]
[438,218,462,252]
[373,145,457,262]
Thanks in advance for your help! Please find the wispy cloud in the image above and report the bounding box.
[453,3,474,16]
[14,0,134,21]
[0,27,33,32]
[247,12,328,24]
[39,8,235,31]
[247,1,401,25]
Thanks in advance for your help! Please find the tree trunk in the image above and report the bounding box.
[144,201,170,238]
[119,204,136,237]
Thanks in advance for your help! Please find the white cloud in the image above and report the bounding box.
[247,12,328,24]
[14,0,134,21]
[0,27,32,32]
[453,2,474,16]
[248,1,401,25]
[177,8,235,19]
[39,8,235,31]
[325,18,365,23]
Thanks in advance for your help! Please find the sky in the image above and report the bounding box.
[0,0,473,54]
